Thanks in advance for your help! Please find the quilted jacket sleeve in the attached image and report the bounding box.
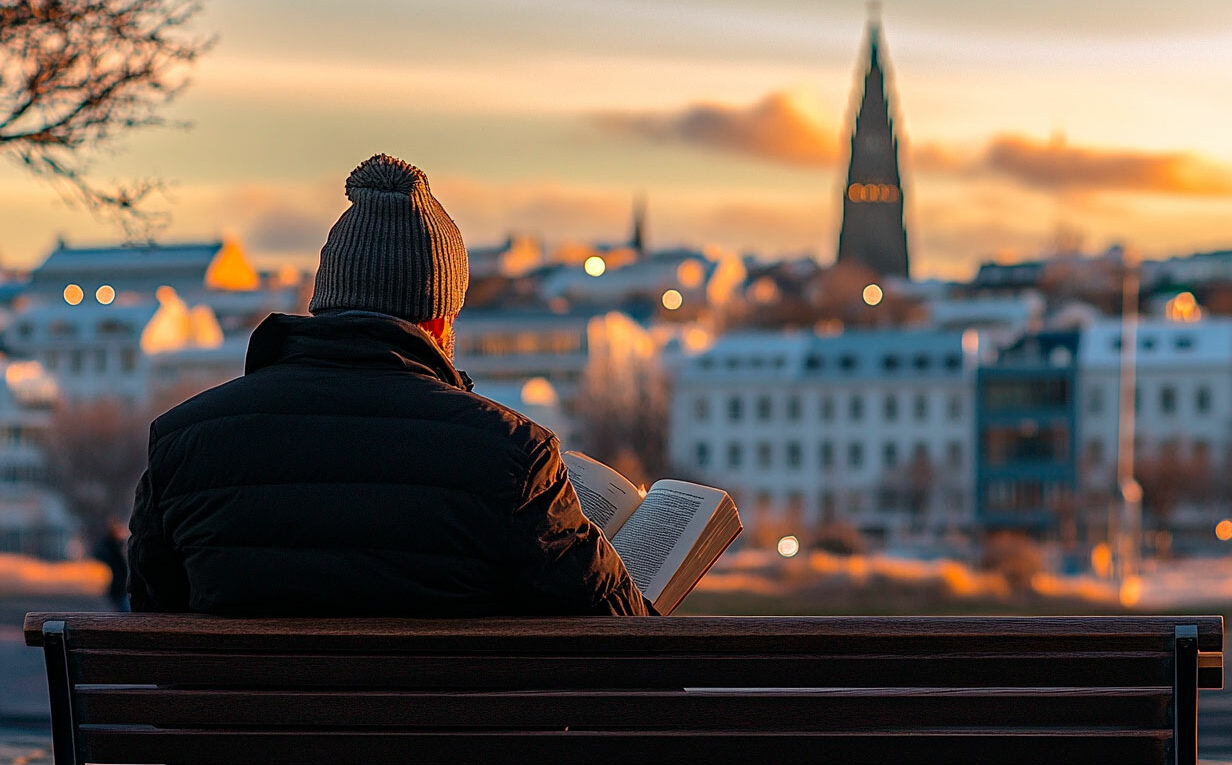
[127,426,190,612]
[505,437,652,616]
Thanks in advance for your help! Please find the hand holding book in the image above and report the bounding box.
[563,452,742,615]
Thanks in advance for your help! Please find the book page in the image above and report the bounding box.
[562,451,643,537]
[610,480,724,604]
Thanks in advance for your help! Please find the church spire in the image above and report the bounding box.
[836,10,910,279]
[630,192,646,257]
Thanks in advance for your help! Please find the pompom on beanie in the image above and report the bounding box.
[309,154,468,321]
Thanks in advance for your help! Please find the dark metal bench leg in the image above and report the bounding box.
[1174,625,1198,765]
[42,621,77,765]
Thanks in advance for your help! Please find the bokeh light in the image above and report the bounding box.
[63,284,83,305]
[1216,519,1232,541]
[661,289,683,310]
[777,535,800,558]
[862,283,883,306]
[95,284,115,305]
[583,255,606,277]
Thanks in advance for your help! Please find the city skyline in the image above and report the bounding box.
[1,0,1231,279]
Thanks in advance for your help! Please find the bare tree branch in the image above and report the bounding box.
[0,0,212,239]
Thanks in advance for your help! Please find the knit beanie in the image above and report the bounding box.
[309,154,468,321]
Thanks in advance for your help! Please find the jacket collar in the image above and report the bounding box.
[244,312,473,391]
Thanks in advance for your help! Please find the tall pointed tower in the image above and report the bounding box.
[836,12,910,279]
[629,193,646,258]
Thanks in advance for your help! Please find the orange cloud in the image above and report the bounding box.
[983,134,1232,196]
[597,91,837,168]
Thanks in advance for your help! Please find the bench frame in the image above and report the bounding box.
[27,613,1224,765]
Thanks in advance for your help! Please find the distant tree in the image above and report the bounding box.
[43,399,148,535]
[0,0,210,232]
[980,531,1043,593]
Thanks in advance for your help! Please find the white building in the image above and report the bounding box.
[454,309,657,448]
[5,287,243,408]
[0,360,75,559]
[1077,318,1232,548]
[23,238,303,334]
[669,329,977,548]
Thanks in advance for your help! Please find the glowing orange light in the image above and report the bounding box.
[661,289,683,310]
[1216,519,1232,541]
[847,183,864,202]
[1118,576,1142,607]
[95,285,115,305]
[676,259,705,289]
[777,535,800,558]
[862,283,883,306]
[1090,543,1112,578]
[63,284,83,305]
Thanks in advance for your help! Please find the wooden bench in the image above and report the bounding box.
[24,612,1224,765]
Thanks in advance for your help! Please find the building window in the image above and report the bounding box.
[914,394,927,421]
[848,442,864,469]
[884,394,898,422]
[947,441,962,468]
[693,397,709,421]
[882,442,898,468]
[947,394,962,421]
[839,354,857,371]
[121,347,137,373]
[1197,386,1212,413]
[1085,439,1103,466]
[94,348,107,373]
[882,355,901,372]
[820,396,834,421]
[913,354,931,371]
[1193,439,1211,465]
[850,395,864,422]
[943,354,961,371]
[786,441,802,469]
[1087,386,1102,414]
[726,442,742,468]
[695,442,709,468]
[45,351,59,371]
[820,441,834,469]
[820,490,836,522]
[786,396,801,421]
[756,396,772,421]
[1160,385,1177,415]
[70,349,84,374]
[728,397,743,421]
[757,442,773,469]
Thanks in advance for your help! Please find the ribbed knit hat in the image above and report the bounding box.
[309,154,468,321]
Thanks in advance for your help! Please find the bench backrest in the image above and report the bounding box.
[25,613,1223,765]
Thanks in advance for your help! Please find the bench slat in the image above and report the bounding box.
[68,649,1181,688]
[25,613,1225,652]
[78,727,1172,765]
[74,687,1172,729]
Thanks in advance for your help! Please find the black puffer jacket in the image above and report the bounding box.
[127,312,649,616]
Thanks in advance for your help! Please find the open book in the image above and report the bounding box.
[563,451,742,615]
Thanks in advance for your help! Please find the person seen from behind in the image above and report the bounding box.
[126,153,651,616]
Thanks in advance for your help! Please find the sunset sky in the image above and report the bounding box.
[2,0,1231,280]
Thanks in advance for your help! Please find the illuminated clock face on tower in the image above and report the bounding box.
[847,183,900,203]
